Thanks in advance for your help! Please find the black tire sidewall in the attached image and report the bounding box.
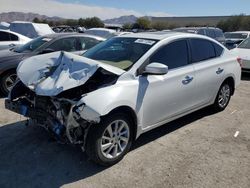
[86,113,134,166]
[214,82,232,111]
[0,71,16,96]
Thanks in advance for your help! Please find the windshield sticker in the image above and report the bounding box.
[135,39,156,45]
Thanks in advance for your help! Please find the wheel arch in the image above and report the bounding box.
[105,106,138,140]
[223,76,235,95]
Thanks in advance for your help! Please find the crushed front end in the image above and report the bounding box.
[5,51,122,149]
[5,81,99,147]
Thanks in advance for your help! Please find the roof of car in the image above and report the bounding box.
[117,31,199,40]
[0,29,31,40]
[42,33,106,41]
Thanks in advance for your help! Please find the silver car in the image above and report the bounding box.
[5,32,241,166]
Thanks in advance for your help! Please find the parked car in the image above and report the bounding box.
[85,28,116,39]
[0,33,105,95]
[231,36,250,72]
[0,29,31,50]
[224,31,250,49]
[5,32,241,166]
[9,21,54,39]
[173,27,226,44]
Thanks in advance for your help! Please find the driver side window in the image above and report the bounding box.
[48,37,77,52]
[149,40,189,70]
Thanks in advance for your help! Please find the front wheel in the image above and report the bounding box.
[212,82,232,111]
[85,113,133,166]
[0,71,17,96]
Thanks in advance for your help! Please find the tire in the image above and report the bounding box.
[212,82,232,112]
[0,70,17,96]
[85,113,133,166]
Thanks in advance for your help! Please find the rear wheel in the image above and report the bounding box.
[212,82,232,111]
[0,71,17,96]
[86,113,133,166]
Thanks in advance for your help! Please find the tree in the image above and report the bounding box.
[135,17,151,30]
[151,21,169,30]
[123,23,132,30]
[84,17,104,28]
[33,17,40,23]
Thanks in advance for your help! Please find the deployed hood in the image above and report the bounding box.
[17,51,125,96]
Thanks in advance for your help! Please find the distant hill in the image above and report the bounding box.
[0,12,63,23]
[150,16,232,27]
[103,15,138,25]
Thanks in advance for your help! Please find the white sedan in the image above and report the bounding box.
[0,29,31,50]
[231,37,250,72]
[5,32,241,166]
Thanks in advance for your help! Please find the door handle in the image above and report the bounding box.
[9,43,16,47]
[182,76,193,85]
[216,68,224,74]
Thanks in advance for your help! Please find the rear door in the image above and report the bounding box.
[141,39,197,128]
[190,38,225,106]
[0,31,11,50]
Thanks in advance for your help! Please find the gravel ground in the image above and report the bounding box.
[0,75,250,188]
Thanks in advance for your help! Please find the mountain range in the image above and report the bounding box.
[0,12,138,25]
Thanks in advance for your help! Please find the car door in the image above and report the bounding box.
[47,37,78,53]
[0,31,12,50]
[75,37,102,55]
[8,33,20,47]
[140,39,196,128]
[189,38,225,106]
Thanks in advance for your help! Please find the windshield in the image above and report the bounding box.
[83,37,157,70]
[173,28,197,34]
[224,33,248,39]
[15,36,52,53]
[238,37,250,49]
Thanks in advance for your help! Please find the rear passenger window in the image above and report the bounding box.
[9,33,18,41]
[215,30,223,38]
[0,31,10,41]
[150,40,189,70]
[206,29,215,38]
[213,43,224,57]
[190,39,216,63]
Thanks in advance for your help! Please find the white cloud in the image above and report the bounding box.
[0,0,143,19]
[148,12,173,17]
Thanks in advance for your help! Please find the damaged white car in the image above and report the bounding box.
[5,32,241,166]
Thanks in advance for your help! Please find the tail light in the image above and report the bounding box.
[237,57,242,68]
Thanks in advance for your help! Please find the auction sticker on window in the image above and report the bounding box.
[135,39,156,45]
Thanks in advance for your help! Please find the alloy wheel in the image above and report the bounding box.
[101,120,130,159]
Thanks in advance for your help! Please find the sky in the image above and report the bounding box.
[0,0,250,20]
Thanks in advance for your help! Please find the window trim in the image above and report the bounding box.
[137,38,192,75]
[188,38,224,64]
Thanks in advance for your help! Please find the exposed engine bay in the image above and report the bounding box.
[5,51,121,149]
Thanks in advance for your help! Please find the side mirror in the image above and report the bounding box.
[143,62,168,75]
[39,48,55,54]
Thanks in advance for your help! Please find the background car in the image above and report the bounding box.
[5,32,241,166]
[173,27,226,44]
[231,36,250,72]
[0,33,105,95]
[224,31,250,49]
[84,28,116,39]
[0,29,31,50]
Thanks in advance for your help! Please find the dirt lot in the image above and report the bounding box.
[0,75,250,188]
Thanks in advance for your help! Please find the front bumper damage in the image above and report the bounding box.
[4,51,122,150]
[5,81,101,150]
[5,91,101,149]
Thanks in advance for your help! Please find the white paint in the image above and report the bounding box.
[234,131,240,138]
[231,110,237,114]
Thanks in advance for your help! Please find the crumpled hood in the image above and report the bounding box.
[17,51,125,96]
